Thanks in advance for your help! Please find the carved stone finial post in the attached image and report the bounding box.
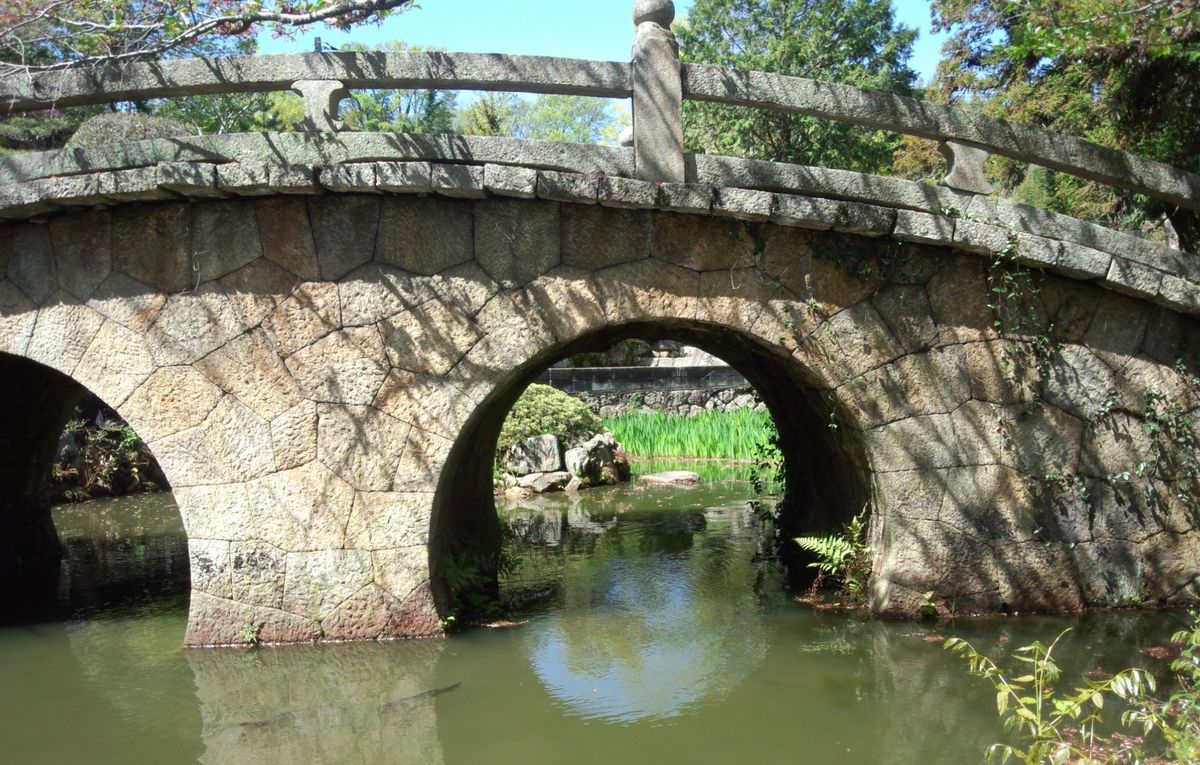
[292,79,349,132]
[632,0,685,183]
[939,140,995,195]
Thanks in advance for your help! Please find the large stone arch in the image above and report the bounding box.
[1,189,1197,644]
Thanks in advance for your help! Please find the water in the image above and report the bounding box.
[0,479,1188,764]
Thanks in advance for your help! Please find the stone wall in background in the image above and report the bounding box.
[582,385,764,418]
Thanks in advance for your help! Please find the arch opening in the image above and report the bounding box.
[0,352,186,624]
[429,319,872,621]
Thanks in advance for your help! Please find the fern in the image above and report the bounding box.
[794,535,854,576]
[794,506,872,606]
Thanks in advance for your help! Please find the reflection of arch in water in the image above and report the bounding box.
[0,352,187,612]
[430,319,873,614]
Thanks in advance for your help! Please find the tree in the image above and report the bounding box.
[337,42,458,135]
[930,0,1200,248]
[458,92,623,144]
[0,0,416,75]
[677,0,919,173]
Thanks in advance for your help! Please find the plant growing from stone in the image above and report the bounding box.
[793,507,872,607]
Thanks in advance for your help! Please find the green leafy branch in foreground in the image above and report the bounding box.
[948,614,1200,764]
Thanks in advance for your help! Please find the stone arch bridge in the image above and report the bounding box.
[3,1,1200,645]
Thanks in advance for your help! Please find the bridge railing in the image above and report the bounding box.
[2,0,1196,215]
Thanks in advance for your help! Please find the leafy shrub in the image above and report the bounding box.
[498,384,601,451]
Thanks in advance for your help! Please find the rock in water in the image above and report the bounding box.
[499,434,563,476]
[527,471,572,494]
[638,470,702,486]
[565,432,629,486]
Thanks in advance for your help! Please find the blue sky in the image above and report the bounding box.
[257,0,948,85]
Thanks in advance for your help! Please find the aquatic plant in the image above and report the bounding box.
[949,611,1200,763]
[603,408,776,461]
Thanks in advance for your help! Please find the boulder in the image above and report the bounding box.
[499,434,563,476]
[638,470,702,486]
[521,471,572,494]
[565,432,630,487]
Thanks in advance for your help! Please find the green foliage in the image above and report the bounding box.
[930,0,1200,248]
[603,408,777,461]
[946,628,1156,763]
[749,415,784,499]
[793,507,872,606]
[1123,612,1200,761]
[498,384,602,451]
[678,0,918,173]
[339,43,458,135]
[458,92,623,144]
[51,416,160,503]
[150,91,305,134]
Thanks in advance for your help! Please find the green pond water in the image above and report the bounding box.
[0,472,1189,764]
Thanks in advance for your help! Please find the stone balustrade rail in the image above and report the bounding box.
[2,0,1196,215]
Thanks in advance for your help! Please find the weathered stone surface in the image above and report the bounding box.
[216,261,294,339]
[316,404,410,492]
[230,541,287,609]
[286,326,390,405]
[564,432,627,486]
[484,163,537,198]
[338,262,433,327]
[962,340,1038,405]
[270,400,319,471]
[196,330,303,421]
[951,399,1082,474]
[376,196,473,275]
[309,194,380,280]
[261,281,341,358]
[244,460,355,549]
[471,289,557,364]
[639,471,701,486]
[151,395,275,486]
[562,205,653,270]
[49,210,111,301]
[282,549,374,622]
[871,284,938,353]
[185,590,320,647]
[798,302,904,383]
[123,366,224,442]
[8,223,55,305]
[892,209,954,246]
[346,492,431,550]
[1041,344,1118,420]
[525,266,607,341]
[73,319,156,406]
[374,369,475,439]
[27,294,106,376]
[427,262,499,317]
[112,203,191,293]
[149,283,246,364]
[86,272,165,333]
[656,213,759,272]
[190,539,233,599]
[372,546,427,602]
[838,346,969,428]
[191,200,263,283]
[594,257,702,322]
[519,471,573,493]
[255,197,320,280]
[380,297,482,375]
[866,414,960,472]
[501,434,563,476]
[393,426,451,493]
[926,257,997,344]
[475,198,560,288]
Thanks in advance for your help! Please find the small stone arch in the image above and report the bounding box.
[427,313,875,618]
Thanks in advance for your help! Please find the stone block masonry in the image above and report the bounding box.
[3,188,1200,645]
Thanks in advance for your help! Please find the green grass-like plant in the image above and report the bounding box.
[603,408,776,461]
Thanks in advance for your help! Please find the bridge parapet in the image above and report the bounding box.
[2,0,1196,215]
